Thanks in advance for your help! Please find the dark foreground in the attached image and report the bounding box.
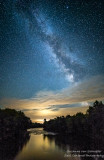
[0,101,104,160]
[0,128,104,160]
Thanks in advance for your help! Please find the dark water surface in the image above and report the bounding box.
[1,128,104,160]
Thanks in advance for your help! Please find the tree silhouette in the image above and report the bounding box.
[0,108,32,139]
[43,101,104,142]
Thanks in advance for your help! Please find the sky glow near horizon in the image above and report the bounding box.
[0,0,104,122]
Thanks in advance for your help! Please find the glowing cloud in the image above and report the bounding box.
[0,75,104,122]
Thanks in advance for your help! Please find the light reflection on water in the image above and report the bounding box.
[1,128,103,160]
[15,134,65,160]
[15,128,80,160]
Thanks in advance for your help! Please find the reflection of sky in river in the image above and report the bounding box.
[14,128,101,160]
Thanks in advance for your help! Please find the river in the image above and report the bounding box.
[1,128,104,160]
[15,128,67,160]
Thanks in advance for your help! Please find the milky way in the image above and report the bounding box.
[16,0,86,83]
[0,0,104,99]
[0,0,104,121]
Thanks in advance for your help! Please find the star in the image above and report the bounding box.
[66,6,69,9]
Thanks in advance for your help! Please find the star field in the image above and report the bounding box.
[0,0,104,121]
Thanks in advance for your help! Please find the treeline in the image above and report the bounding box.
[0,108,31,139]
[43,101,104,139]
[30,122,43,128]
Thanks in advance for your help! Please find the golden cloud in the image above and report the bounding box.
[0,75,104,122]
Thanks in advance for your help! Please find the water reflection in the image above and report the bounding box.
[15,133,65,160]
[1,128,104,160]
[0,132,30,160]
[44,134,104,160]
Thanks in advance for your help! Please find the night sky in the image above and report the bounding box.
[0,0,104,122]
